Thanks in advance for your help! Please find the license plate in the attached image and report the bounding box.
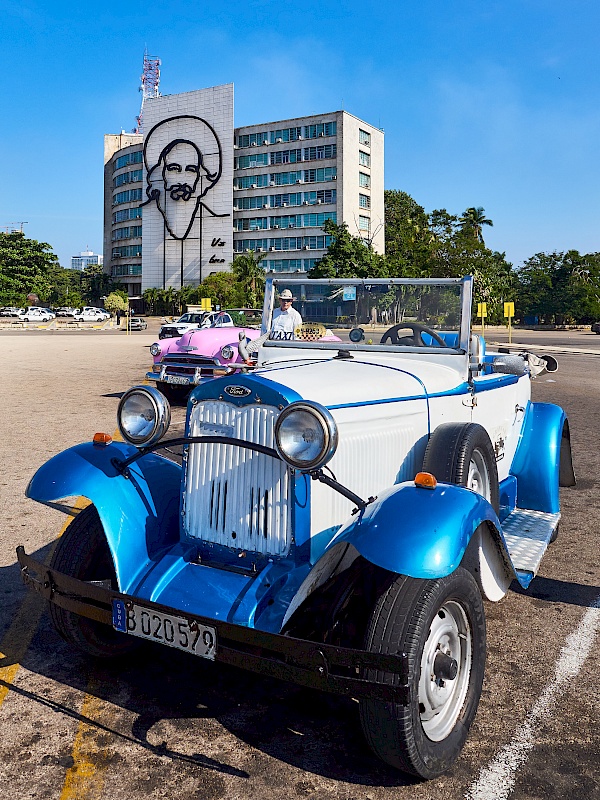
[112,599,216,660]
[166,375,191,385]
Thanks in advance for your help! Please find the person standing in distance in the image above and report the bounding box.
[270,288,303,339]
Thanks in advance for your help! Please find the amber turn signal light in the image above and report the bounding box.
[414,471,437,489]
[93,432,113,446]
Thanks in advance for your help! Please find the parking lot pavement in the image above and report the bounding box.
[1,332,599,800]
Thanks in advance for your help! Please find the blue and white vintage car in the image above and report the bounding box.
[18,277,575,780]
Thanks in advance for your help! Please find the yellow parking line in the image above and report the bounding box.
[0,498,90,708]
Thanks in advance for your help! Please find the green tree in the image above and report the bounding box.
[308,220,386,278]
[231,251,267,308]
[458,207,494,244]
[384,190,434,276]
[199,271,244,309]
[0,231,60,305]
[81,263,114,305]
[104,292,129,315]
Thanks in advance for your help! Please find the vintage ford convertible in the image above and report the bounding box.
[18,277,574,779]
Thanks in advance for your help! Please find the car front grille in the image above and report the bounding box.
[183,400,291,557]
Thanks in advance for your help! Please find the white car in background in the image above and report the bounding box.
[81,306,110,320]
[18,307,53,322]
[73,309,109,322]
[158,310,235,340]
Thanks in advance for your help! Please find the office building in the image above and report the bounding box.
[71,251,104,271]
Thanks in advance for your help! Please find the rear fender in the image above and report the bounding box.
[510,402,575,513]
[26,442,182,593]
[323,481,508,581]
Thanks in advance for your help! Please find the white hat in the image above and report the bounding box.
[278,288,295,300]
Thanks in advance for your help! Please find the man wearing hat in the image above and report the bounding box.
[270,288,303,339]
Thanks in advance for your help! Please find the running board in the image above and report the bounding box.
[501,508,561,588]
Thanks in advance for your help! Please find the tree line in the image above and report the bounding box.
[3,192,600,324]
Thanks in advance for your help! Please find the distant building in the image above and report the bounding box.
[71,250,104,271]
[103,86,384,295]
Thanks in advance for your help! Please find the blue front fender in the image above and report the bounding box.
[26,442,182,593]
[327,481,505,579]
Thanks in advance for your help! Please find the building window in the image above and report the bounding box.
[270,149,302,165]
[359,151,371,168]
[111,264,142,277]
[304,121,337,139]
[237,132,268,148]
[112,245,142,258]
[112,189,143,206]
[269,127,302,144]
[233,239,269,253]
[233,195,269,210]
[302,212,337,227]
[303,167,337,183]
[234,174,269,189]
[358,215,370,232]
[359,129,371,147]
[303,144,337,161]
[113,151,143,171]
[266,259,305,272]
[271,171,303,186]
[359,193,371,209]
[270,192,302,208]
[359,172,371,189]
[112,207,142,224]
[302,189,337,205]
[269,215,302,230]
[113,170,143,189]
[235,153,269,169]
[234,217,268,231]
[112,225,142,241]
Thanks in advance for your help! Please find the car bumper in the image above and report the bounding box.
[17,546,409,702]
[146,364,238,387]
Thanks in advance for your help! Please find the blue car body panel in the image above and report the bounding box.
[510,401,566,513]
[326,481,505,580]
[25,442,182,594]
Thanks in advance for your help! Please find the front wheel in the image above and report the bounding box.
[360,567,486,779]
[49,505,137,659]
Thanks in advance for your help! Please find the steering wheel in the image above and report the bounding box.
[380,322,449,347]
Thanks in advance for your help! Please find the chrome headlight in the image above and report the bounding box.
[274,401,338,471]
[220,344,235,360]
[117,386,171,447]
[149,343,161,356]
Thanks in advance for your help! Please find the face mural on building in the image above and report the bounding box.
[142,115,226,240]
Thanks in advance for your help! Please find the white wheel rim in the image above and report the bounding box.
[467,449,491,501]
[418,600,472,742]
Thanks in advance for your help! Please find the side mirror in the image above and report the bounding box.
[349,327,365,343]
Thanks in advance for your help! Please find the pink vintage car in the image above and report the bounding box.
[146,325,262,401]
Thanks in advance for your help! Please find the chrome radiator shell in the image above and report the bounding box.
[183,400,292,556]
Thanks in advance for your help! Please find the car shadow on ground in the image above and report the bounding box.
[1,543,414,789]
[510,575,599,607]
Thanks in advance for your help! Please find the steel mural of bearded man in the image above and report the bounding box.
[142,115,227,241]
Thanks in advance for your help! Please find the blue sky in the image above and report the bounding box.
[1,0,599,269]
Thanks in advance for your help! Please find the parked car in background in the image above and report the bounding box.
[55,307,79,317]
[0,307,24,317]
[18,307,53,322]
[591,321,600,334]
[158,311,235,340]
[73,309,109,322]
[81,306,110,320]
[17,276,575,780]
[147,324,263,400]
[125,317,148,331]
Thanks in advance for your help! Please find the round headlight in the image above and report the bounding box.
[220,344,235,360]
[274,401,338,472]
[117,386,171,447]
[149,343,161,357]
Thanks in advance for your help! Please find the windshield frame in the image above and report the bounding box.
[261,276,472,355]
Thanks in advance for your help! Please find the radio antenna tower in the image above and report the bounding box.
[134,49,161,134]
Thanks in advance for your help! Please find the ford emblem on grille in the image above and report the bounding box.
[224,385,252,398]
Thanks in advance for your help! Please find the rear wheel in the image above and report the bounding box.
[422,423,499,513]
[49,506,137,658]
[360,567,486,779]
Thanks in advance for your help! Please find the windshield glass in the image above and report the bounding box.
[178,313,205,324]
[264,279,466,352]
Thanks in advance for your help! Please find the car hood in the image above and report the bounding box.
[256,353,468,407]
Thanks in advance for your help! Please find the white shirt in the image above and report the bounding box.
[270,306,303,339]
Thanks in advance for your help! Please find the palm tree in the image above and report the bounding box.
[459,207,493,244]
[231,251,267,308]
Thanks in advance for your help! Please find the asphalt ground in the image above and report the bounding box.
[0,327,599,800]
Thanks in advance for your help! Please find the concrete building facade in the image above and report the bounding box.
[103,87,384,295]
